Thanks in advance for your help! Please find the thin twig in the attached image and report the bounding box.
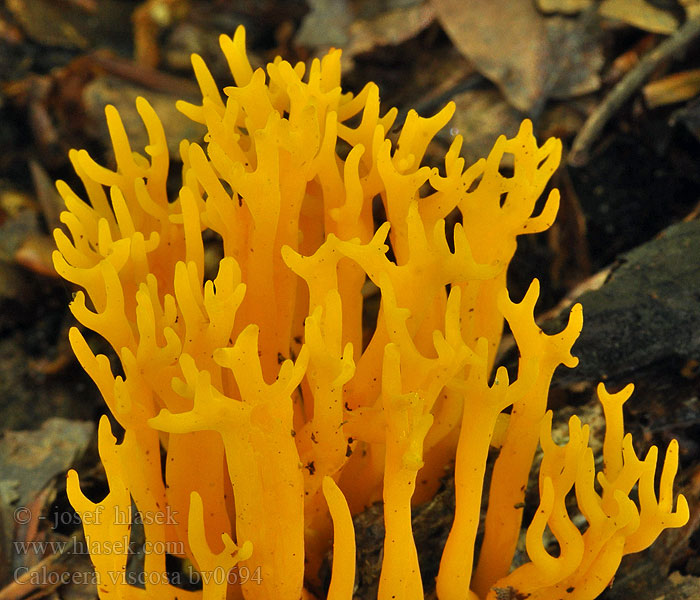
[568,16,700,167]
[0,533,82,600]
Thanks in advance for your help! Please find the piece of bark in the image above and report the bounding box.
[544,220,700,385]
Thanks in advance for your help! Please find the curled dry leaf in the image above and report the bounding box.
[599,0,681,33]
[643,68,700,108]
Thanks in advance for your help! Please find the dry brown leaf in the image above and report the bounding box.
[431,0,551,112]
[0,419,94,592]
[344,2,436,62]
[431,0,602,112]
[547,15,604,99]
[5,0,89,48]
[537,0,594,14]
[644,68,700,108]
[599,0,680,33]
[0,420,93,509]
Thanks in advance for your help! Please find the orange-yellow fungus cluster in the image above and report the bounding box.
[54,26,688,600]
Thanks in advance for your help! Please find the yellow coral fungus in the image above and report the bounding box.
[55,26,688,600]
